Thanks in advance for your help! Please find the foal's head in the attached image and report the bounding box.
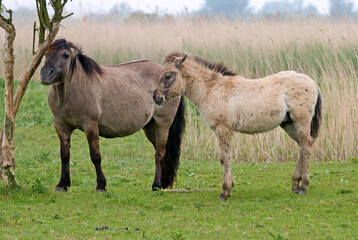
[153,54,187,105]
[40,39,103,85]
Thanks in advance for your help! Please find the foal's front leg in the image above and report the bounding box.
[215,126,234,201]
[85,125,107,192]
[54,124,73,192]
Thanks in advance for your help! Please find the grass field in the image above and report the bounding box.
[0,79,357,239]
[0,16,358,239]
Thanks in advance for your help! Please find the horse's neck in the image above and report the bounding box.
[51,72,75,103]
[51,65,86,103]
[52,82,66,103]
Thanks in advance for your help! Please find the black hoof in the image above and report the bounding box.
[218,193,228,201]
[54,186,68,192]
[96,188,107,192]
[292,187,307,194]
[152,186,161,191]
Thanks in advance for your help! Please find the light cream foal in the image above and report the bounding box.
[153,52,322,200]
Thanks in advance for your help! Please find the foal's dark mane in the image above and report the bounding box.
[164,52,237,76]
[46,39,103,77]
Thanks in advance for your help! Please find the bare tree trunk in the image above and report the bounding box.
[0,14,17,185]
[0,21,61,184]
[0,0,71,185]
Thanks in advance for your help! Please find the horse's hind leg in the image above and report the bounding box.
[143,119,165,191]
[54,124,73,192]
[84,124,106,192]
[215,126,234,201]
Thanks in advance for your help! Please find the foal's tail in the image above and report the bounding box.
[310,90,322,139]
[161,96,186,189]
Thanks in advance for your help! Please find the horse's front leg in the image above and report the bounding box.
[215,126,234,201]
[54,124,73,192]
[85,124,107,192]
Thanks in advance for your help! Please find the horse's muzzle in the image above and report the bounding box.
[40,67,55,85]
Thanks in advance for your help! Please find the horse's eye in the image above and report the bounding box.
[62,53,69,59]
[165,74,171,80]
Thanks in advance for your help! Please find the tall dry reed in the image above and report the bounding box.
[1,16,357,162]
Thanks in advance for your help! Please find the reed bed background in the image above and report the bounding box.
[1,16,357,163]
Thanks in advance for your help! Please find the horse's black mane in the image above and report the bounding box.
[46,38,103,77]
[164,52,237,76]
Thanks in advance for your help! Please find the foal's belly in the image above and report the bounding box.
[236,117,282,134]
[234,105,287,134]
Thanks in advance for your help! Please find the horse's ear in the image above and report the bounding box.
[174,54,187,70]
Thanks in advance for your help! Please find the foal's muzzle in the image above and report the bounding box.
[153,89,165,105]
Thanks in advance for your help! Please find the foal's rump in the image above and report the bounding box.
[233,71,319,134]
[277,71,320,121]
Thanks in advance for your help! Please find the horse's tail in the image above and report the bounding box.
[161,96,186,189]
[310,90,322,139]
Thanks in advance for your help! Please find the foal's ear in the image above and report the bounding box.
[174,54,187,70]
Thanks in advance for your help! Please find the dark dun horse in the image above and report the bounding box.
[40,39,185,192]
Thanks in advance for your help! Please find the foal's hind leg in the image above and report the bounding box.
[282,121,313,194]
[293,129,313,194]
[215,126,234,201]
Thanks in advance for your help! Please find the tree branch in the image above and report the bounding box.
[13,22,61,115]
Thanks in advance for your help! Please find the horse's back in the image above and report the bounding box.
[108,60,162,86]
[97,61,163,137]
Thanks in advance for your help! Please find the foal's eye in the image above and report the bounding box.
[62,53,69,59]
[165,74,171,80]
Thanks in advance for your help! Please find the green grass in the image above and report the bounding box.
[0,79,357,239]
[0,79,53,127]
[0,126,357,239]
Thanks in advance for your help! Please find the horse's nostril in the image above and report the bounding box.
[48,68,55,77]
[41,68,55,77]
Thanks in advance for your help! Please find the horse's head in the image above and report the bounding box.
[40,39,78,85]
[153,54,187,105]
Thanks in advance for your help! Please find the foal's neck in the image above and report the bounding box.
[182,66,218,110]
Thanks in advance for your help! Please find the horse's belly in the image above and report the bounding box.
[98,124,140,138]
[98,107,153,138]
